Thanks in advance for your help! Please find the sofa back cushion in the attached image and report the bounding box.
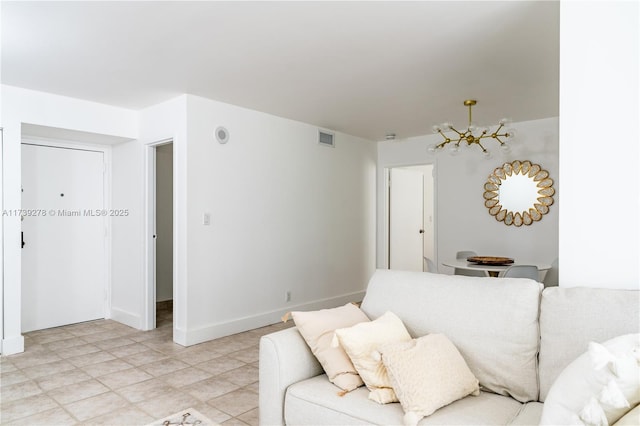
[538,287,640,401]
[360,269,541,403]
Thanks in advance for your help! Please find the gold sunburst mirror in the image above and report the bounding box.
[483,160,555,226]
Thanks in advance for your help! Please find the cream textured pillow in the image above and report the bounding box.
[333,311,412,403]
[377,334,480,426]
[540,334,640,426]
[291,303,370,392]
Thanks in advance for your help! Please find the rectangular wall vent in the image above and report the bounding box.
[318,130,335,148]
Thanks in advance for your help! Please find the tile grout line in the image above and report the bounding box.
[2,355,82,424]
[2,316,283,425]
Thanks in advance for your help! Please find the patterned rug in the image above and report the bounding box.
[146,408,218,426]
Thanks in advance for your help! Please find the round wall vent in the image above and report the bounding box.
[215,126,229,144]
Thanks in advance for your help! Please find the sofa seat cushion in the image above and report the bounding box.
[285,375,524,425]
[508,402,543,425]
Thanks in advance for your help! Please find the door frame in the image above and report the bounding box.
[1,127,4,352]
[20,137,112,322]
[382,162,438,271]
[143,139,175,331]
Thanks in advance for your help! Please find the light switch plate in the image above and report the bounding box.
[203,213,211,225]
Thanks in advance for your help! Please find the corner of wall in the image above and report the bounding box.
[1,335,25,356]
[110,308,142,330]
[181,291,366,347]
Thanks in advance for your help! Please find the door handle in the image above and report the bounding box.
[22,231,25,248]
[419,229,425,234]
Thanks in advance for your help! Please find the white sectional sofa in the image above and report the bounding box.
[259,269,639,425]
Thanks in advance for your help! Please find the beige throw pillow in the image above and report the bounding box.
[333,311,412,403]
[291,303,370,392]
[378,334,480,426]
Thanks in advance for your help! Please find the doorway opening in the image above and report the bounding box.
[145,140,175,331]
[386,164,436,272]
[154,143,174,328]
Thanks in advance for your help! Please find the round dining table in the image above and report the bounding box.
[441,259,552,277]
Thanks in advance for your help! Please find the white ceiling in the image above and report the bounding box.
[1,1,559,141]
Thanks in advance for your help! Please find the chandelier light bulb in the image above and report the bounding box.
[449,144,460,155]
[432,125,442,133]
[427,143,437,153]
[500,142,511,152]
[505,128,517,140]
[499,118,512,126]
[482,150,492,159]
[441,122,453,131]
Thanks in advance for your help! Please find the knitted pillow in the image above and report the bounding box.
[377,334,480,426]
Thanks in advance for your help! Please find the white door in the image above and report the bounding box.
[21,144,106,332]
[389,168,424,271]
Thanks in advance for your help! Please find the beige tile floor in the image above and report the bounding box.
[0,302,292,425]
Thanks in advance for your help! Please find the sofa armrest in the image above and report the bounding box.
[259,327,323,426]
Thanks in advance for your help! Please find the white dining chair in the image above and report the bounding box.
[542,258,559,287]
[456,250,477,260]
[454,250,489,277]
[499,265,539,281]
[424,256,437,273]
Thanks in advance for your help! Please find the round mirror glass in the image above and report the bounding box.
[483,160,555,227]
[499,173,540,213]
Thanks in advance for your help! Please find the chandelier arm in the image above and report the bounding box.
[491,124,504,137]
[494,136,507,145]
[437,130,454,147]
[476,140,488,152]
[437,130,449,139]
[448,126,465,136]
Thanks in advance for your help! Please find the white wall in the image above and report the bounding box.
[182,95,377,345]
[132,94,377,345]
[0,85,138,354]
[559,1,639,290]
[378,117,559,275]
[110,140,145,328]
[155,143,173,302]
[1,4,4,349]
[114,95,187,332]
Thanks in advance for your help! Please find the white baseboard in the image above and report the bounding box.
[110,307,142,330]
[180,291,366,347]
[1,335,25,355]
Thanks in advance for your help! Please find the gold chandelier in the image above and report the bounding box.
[428,100,516,156]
